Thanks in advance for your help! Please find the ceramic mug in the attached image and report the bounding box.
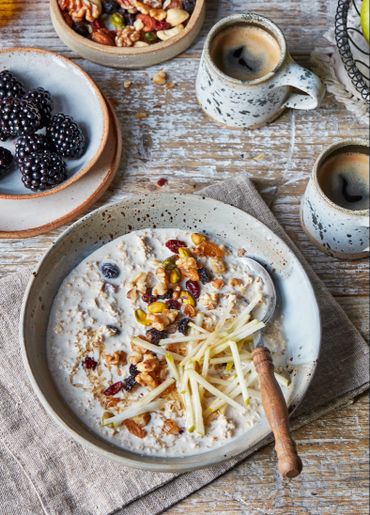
[301,140,369,260]
[196,13,325,129]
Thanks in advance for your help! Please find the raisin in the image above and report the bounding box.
[142,287,156,304]
[129,364,139,377]
[165,240,187,254]
[123,376,137,391]
[104,381,124,396]
[185,280,201,299]
[178,317,190,335]
[146,328,168,345]
[101,262,120,279]
[166,299,181,310]
[106,325,121,335]
[82,357,97,370]
[157,289,173,300]
[199,267,212,284]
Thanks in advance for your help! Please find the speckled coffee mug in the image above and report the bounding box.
[196,13,325,129]
[301,140,369,260]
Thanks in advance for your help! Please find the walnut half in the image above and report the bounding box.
[58,0,102,23]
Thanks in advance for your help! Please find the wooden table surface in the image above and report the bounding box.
[1,1,369,513]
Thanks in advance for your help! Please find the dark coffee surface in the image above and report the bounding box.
[211,24,281,81]
[319,152,369,211]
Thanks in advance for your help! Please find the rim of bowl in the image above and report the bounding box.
[50,0,205,56]
[20,193,321,472]
[0,47,110,200]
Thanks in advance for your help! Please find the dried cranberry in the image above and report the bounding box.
[92,19,103,30]
[186,280,201,299]
[123,376,137,391]
[199,267,212,284]
[157,177,168,187]
[166,299,181,310]
[142,287,156,304]
[155,20,171,31]
[146,328,168,345]
[83,357,97,370]
[178,317,190,335]
[165,240,187,254]
[104,381,124,396]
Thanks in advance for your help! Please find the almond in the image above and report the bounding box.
[91,29,114,46]
[123,419,146,438]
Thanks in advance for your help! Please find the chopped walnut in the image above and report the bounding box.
[137,353,160,373]
[176,256,199,281]
[115,26,141,47]
[229,278,244,288]
[209,258,227,274]
[123,419,146,438]
[126,288,139,303]
[183,304,197,318]
[129,272,149,294]
[211,279,224,290]
[105,351,127,366]
[162,418,181,435]
[152,266,169,296]
[136,371,160,390]
[58,0,102,22]
[199,293,219,310]
[147,309,178,330]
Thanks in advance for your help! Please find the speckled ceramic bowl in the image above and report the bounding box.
[50,0,206,69]
[20,194,321,472]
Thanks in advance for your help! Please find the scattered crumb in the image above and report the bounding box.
[237,248,246,257]
[165,82,175,89]
[136,112,148,120]
[124,80,132,89]
[153,70,167,86]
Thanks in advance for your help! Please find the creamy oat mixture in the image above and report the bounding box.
[47,229,288,456]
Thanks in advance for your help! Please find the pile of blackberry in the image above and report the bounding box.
[0,70,86,191]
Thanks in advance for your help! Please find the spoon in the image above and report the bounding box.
[244,257,303,479]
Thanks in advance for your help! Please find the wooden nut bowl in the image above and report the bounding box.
[49,0,206,69]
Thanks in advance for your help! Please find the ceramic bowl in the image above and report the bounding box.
[50,0,206,69]
[20,194,321,472]
[0,48,109,199]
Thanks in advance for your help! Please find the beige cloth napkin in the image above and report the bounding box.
[0,177,368,515]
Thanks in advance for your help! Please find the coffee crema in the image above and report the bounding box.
[211,24,281,81]
[318,152,369,211]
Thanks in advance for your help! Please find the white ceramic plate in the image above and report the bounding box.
[0,100,121,238]
[0,48,109,199]
[21,194,321,472]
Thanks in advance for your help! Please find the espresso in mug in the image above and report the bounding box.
[318,152,369,211]
[211,24,281,81]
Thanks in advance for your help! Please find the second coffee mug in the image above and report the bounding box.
[196,13,326,129]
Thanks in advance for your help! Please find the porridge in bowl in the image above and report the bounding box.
[47,228,289,456]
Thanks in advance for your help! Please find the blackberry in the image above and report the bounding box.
[0,70,25,100]
[0,146,13,177]
[72,21,90,38]
[19,151,67,191]
[0,97,41,137]
[47,113,85,158]
[23,88,53,128]
[15,134,50,162]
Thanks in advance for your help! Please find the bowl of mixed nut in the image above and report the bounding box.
[50,0,206,68]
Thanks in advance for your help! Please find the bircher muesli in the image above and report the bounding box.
[47,228,289,456]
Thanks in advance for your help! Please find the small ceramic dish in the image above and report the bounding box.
[50,0,206,69]
[0,99,122,238]
[0,48,110,199]
[20,194,321,472]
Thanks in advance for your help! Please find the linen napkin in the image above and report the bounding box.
[0,177,368,515]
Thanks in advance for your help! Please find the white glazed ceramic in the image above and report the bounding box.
[301,140,369,260]
[0,48,109,199]
[21,194,321,472]
[196,13,326,129]
[50,0,206,69]
[0,100,122,238]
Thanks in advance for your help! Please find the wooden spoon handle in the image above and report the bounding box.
[252,346,302,478]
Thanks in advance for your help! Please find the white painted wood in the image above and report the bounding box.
[0,1,368,512]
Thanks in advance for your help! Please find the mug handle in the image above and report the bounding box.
[276,61,326,110]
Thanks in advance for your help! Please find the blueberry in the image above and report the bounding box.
[101,263,120,279]
[73,22,90,38]
[122,11,136,26]
[102,0,118,13]
[182,0,196,13]
[178,317,190,335]
[199,267,212,284]
[123,376,137,391]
